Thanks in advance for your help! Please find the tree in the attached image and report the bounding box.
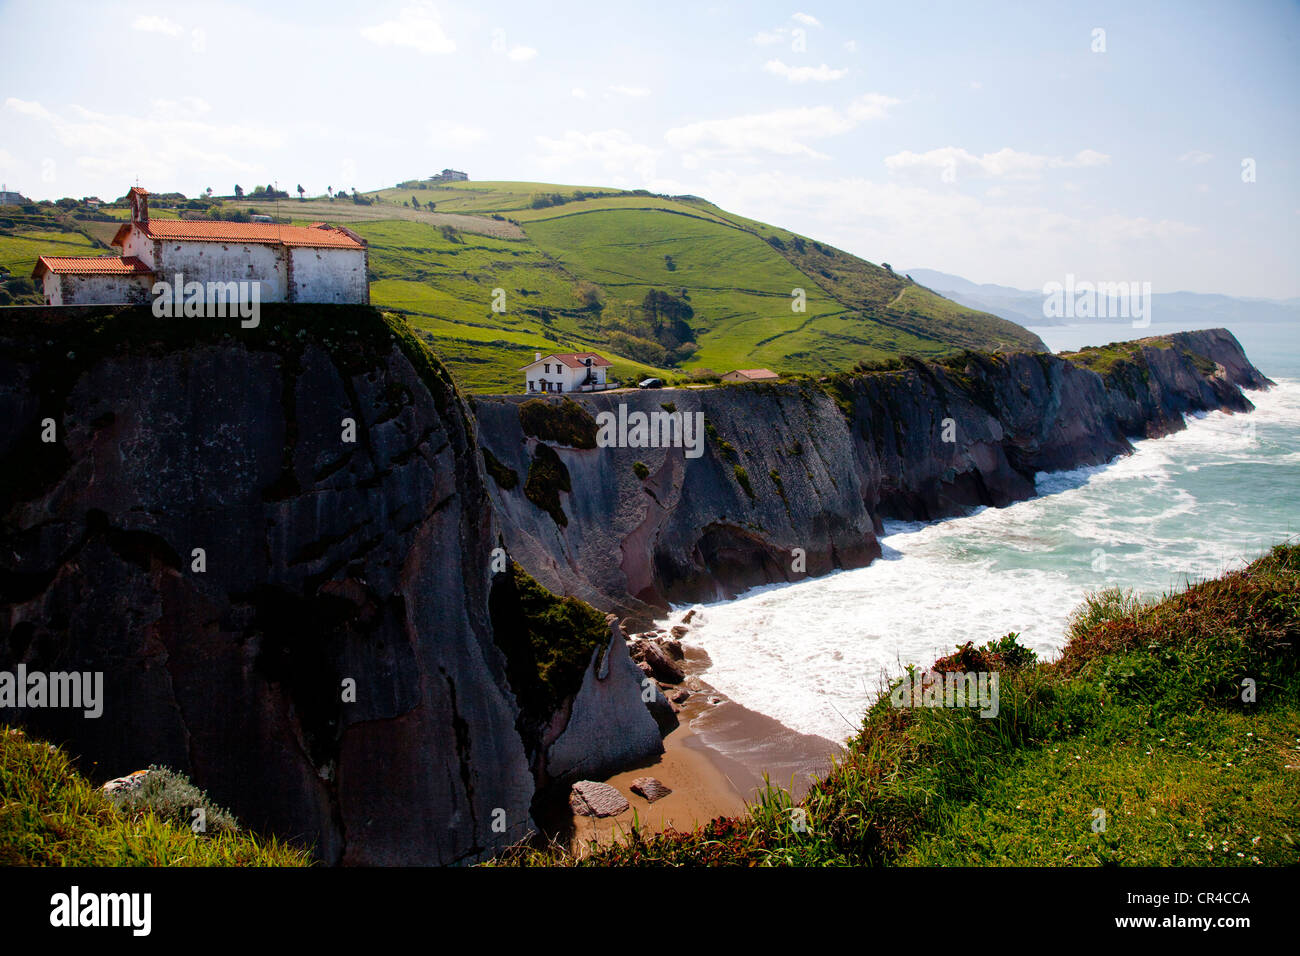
[234,184,244,198]
[204,186,213,198]
[411,195,419,209]
[297,184,305,201]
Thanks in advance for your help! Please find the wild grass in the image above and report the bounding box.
[0,730,312,866]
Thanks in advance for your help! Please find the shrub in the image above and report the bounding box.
[518,397,598,449]
[482,447,518,489]
[524,443,570,526]
[633,461,650,480]
[104,766,238,836]
[734,465,755,499]
[487,562,610,725]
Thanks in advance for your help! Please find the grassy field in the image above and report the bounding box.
[1,179,1046,390]
[0,728,311,866]
[493,543,1300,866]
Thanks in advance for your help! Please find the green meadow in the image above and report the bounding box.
[1,179,1046,390]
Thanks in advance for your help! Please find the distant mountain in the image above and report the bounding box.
[905,268,1300,330]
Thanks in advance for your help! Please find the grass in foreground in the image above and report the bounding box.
[0,729,312,866]
[492,543,1300,866]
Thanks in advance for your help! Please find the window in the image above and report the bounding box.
[544,364,550,373]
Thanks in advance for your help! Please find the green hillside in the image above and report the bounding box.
[1,181,1046,392]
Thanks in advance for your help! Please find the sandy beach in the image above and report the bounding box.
[567,641,845,851]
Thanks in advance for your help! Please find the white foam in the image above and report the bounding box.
[666,381,1300,744]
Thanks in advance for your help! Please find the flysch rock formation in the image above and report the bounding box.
[0,305,662,865]
[0,307,1271,866]
[476,328,1271,628]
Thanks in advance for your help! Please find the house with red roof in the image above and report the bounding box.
[521,351,614,394]
[33,186,369,306]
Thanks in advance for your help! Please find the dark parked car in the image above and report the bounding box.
[637,378,665,389]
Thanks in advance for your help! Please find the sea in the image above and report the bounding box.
[670,319,1300,745]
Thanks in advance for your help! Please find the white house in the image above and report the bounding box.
[521,351,613,394]
[33,186,369,306]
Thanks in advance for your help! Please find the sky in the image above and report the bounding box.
[1,0,1297,298]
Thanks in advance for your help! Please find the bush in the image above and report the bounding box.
[518,397,598,449]
[102,766,238,836]
[524,443,571,526]
[733,465,755,499]
[482,447,519,489]
[633,461,650,480]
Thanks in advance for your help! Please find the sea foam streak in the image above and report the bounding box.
[669,380,1300,744]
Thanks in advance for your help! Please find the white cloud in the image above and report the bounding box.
[4,97,277,189]
[571,88,588,99]
[792,12,822,27]
[507,45,537,61]
[763,59,847,83]
[534,129,660,184]
[608,85,651,97]
[5,98,57,122]
[666,93,898,162]
[885,146,1111,179]
[132,15,183,36]
[1178,149,1214,165]
[844,39,858,53]
[361,3,455,55]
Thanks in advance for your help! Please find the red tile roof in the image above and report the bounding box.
[111,219,365,250]
[33,255,154,279]
[521,352,613,370]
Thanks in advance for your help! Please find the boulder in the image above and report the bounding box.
[102,769,150,795]
[667,687,691,704]
[658,637,684,660]
[544,616,665,782]
[681,609,696,624]
[569,780,630,817]
[640,641,685,684]
[670,625,689,638]
[630,777,673,803]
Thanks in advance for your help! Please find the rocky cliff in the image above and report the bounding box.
[0,309,1270,865]
[476,329,1270,626]
[0,305,663,865]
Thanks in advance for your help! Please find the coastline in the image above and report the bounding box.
[567,640,844,851]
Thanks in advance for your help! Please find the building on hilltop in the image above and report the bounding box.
[0,187,29,206]
[430,169,468,182]
[32,186,370,306]
[521,351,614,394]
[721,368,780,384]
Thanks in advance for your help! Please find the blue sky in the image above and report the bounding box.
[2,0,1297,297]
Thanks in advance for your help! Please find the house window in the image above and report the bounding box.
[544,364,550,373]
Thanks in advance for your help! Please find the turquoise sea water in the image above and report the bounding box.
[673,319,1299,743]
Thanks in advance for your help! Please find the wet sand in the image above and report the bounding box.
[569,642,845,851]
